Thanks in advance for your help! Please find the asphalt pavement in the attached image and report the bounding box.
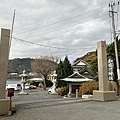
[1,88,120,120]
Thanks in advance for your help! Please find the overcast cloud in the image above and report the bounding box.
[0,0,119,63]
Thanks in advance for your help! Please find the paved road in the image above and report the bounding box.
[1,88,120,120]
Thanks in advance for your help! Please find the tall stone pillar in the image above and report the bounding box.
[98,41,109,91]
[93,41,116,101]
[0,28,10,115]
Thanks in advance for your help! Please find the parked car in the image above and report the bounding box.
[6,84,21,91]
[48,85,58,94]
[30,85,37,89]
[25,84,31,90]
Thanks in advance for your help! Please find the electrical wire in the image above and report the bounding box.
[81,16,109,47]
[14,1,99,29]
[14,5,107,36]
[11,14,109,57]
[11,15,108,49]
[19,14,107,39]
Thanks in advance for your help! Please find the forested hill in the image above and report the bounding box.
[7,58,58,74]
[73,51,97,64]
[82,51,97,64]
[8,58,33,74]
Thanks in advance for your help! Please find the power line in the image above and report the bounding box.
[12,15,108,47]
[14,1,98,29]
[81,16,109,47]
[14,5,107,35]
[49,16,108,41]
[52,46,96,56]
[12,14,108,56]
[11,19,107,58]
[19,14,107,39]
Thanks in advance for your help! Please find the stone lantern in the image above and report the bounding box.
[19,70,28,95]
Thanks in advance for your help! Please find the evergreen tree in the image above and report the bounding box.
[90,57,98,78]
[56,56,73,87]
[63,56,73,77]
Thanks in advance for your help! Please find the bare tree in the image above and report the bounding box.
[31,55,59,90]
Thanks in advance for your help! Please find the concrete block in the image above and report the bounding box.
[0,99,10,115]
[93,90,117,101]
[82,95,93,99]
[18,91,28,95]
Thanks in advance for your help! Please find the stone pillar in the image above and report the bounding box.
[0,28,10,99]
[93,41,116,101]
[0,28,10,115]
[98,41,109,91]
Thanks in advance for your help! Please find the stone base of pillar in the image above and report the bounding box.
[18,91,28,95]
[0,99,10,115]
[93,90,117,101]
[67,93,76,98]
[67,93,71,98]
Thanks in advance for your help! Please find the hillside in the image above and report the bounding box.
[7,58,58,75]
[82,51,97,64]
[73,51,97,65]
[8,58,33,74]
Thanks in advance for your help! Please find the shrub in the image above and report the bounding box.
[80,80,99,95]
[108,81,118,92]
[58,86,68,96]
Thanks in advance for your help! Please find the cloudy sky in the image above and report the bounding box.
[0,0,120,63]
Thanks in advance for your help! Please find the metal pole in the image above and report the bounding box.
[9,9,16,49]
[9,96,12,111]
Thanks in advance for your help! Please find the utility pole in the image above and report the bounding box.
[109,1,120,80]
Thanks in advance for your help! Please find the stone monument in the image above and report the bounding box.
[0,28,10,115]
[93,41,116,101]
[19,70,28,95]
